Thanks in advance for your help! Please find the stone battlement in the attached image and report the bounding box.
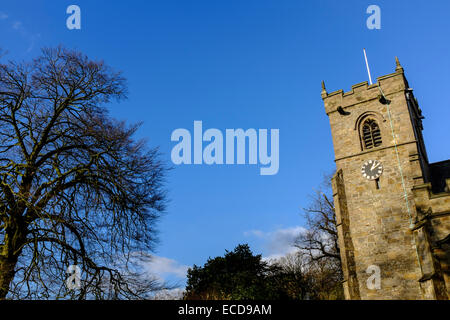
[322,59,408,115]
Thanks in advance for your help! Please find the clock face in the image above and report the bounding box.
[361,160,383,180]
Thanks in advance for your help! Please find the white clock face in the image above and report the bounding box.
[361,160,383,180]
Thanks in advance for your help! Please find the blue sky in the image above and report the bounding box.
[1,0,450,287]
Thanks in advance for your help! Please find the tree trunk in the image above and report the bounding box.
[0,220,26,300]
[0,255,18,300]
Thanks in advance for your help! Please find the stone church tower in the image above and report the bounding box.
[322,58,450,300]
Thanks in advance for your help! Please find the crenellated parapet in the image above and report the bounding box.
[322,59,407,116]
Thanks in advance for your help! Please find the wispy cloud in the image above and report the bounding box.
[12,21,22,30]
[143,255,189,280]
[152,288,185,300]
[7,17,41,54]
[0,12,8,20]
[26,34,40,53]
[244,226,306,261]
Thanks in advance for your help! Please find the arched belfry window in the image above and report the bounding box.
[362,119,382,149]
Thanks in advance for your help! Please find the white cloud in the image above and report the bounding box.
[143,255,189,280]
[245,226,307,261]
[151,288,185,300]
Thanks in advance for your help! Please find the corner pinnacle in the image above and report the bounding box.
[395,56,404,73]
[321,80,328,98]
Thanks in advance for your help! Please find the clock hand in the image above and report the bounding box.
[371,162,379,171]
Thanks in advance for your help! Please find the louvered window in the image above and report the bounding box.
[362,119,382,149]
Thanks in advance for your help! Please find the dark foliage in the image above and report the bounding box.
[184,244,308,300]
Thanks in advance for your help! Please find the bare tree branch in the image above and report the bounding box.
[0,46,168,300]
[293,174,344,299]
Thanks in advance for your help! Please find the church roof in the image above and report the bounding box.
[429,160,450,193]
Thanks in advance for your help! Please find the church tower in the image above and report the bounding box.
[322,58,450,300]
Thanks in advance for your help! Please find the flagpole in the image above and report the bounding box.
[363,48,373,85]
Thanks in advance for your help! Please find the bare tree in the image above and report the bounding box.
[294,174,344,299]
[295,175,340,262]
[0,47,167,299]
[272,253,310,300]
